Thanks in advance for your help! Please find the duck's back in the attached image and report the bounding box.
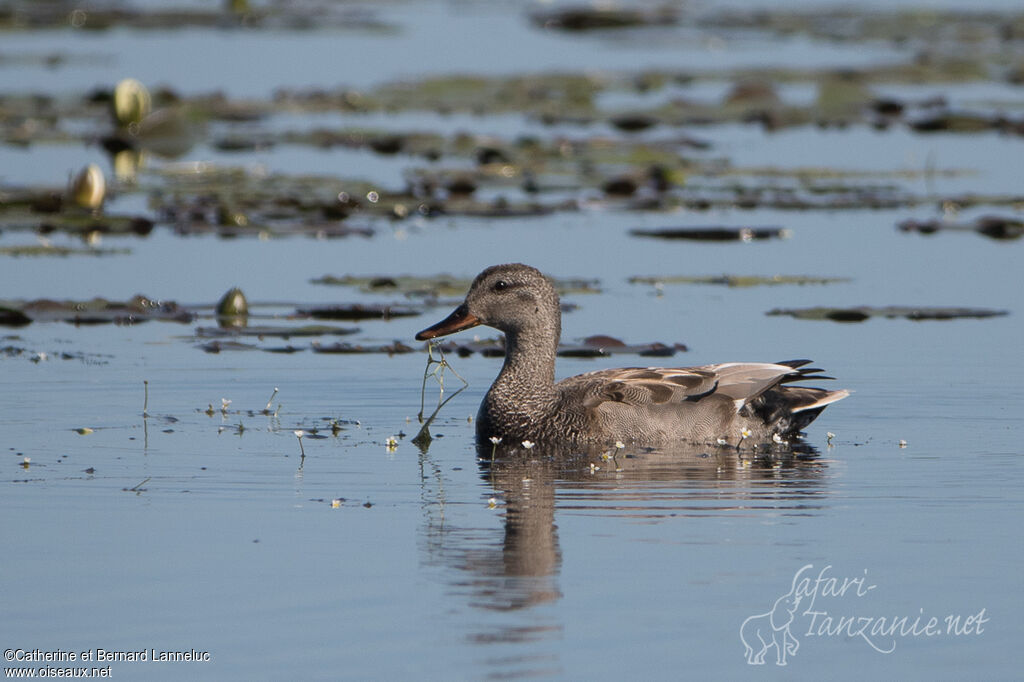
[551,361,848,445]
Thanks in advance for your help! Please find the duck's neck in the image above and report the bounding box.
[483,324,561,435]
[499,326,558,390]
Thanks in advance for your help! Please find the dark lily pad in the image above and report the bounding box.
[531,6,678,31]
[297,304,421,321]
[311,341,416,355]
[559,340,687,358]
[0,307,32,327]
[311,274,472,298]
[603,176,639,196]
[0,244,130,257]
[609,114,660,132]
[909,112,1001,134]
[0,4,394,32]
[195,325,360,338]
[311,274,601,297]
[767,306,1009,322]
[429,335,687,358]
[629,274,850,287]
[200,340,261,353]
[0,295,193,325]
[631,226,791,241]
[898,216,1024,241]
[263,345,305,354]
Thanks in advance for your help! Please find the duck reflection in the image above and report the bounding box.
[418,438,829,670]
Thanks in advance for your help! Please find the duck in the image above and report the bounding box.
[415,263,848,448]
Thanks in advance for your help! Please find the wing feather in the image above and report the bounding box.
[560,363,807,412]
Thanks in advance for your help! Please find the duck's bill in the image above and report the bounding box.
[415,304,480,340]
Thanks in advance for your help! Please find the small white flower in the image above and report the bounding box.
[521,440,535,449]
[740,427,751,440]
[716,438,728,446]
[489,436,503,445]
[772,433,786,444]
[487,497,497,509]
[898,440,907,448]
[589,463,600,473]
[826,431,836,442]
[601,452,612,461]
[221,398,232,409]
[385,436,398,451]
[615,440,625,450]
[293,430,304,438]
[331,499,342,509]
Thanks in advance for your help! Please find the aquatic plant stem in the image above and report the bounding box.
[264,387,279,414]
[418,341,468,423]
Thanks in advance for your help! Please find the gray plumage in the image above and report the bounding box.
[416,263,848,447]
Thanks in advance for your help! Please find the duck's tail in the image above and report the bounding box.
[749,360,850,436]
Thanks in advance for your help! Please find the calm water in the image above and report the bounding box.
[2,1,1022,679]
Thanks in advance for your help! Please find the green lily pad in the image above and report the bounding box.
[0,244,130,257]
[311,274,601,297]
[0,295,193,325]
[428,335,687,358]
[195,325,360,339]
[629,274,850,287]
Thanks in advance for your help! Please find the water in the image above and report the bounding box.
[2,1,1023,679]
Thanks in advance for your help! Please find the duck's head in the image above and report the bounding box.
[415,263,560,341]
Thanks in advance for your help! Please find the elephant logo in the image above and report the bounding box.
[740,574,803,665]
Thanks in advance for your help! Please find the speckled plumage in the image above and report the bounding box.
[416,264,848,447]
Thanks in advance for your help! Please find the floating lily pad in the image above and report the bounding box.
[298,304,421,321]
[0,4,395,32]
[698,8,1024,50]
[630,226,791,241]
[195,325,360,339]
[531,6,679,31]
[311,274,601,297]
[0,244,131,257]
[311,341,416,355]
[0,307,31,326]
[767,306,1009,322]
[0,296,193,325]
[909,112,1012,134]
[898,216,1024,241]
[629,274,850,287]
[199,340,261,353]
[0,344,110,364]
[196,340,310,354]
[428,335,687,358]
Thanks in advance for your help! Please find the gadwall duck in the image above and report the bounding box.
[416,263,848,447]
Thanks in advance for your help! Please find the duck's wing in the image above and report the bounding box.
[577,366,720,407]
[563,361,831,411]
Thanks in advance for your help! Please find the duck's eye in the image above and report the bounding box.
[492,280,509,292]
